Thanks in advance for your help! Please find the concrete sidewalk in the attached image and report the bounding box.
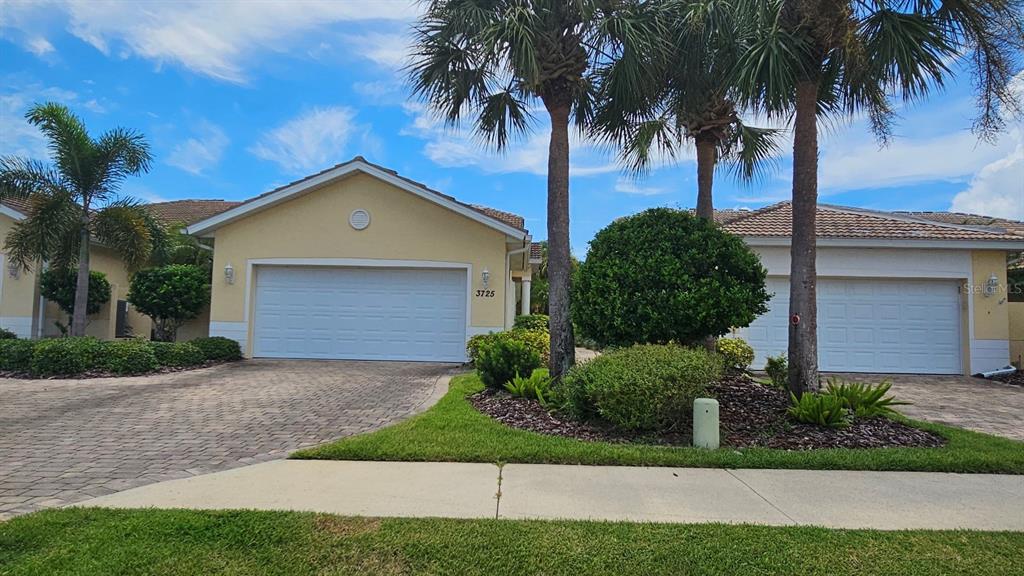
[77,460,1024,531]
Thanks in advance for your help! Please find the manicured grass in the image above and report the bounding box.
[3,508,1023,576]
[294,374,1024,474]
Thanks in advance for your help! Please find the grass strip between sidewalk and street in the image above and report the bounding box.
[3,508,1023,576]
[292,373,1024,474]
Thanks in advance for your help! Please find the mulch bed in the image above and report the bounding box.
[989,370,1024,387]
[0,360,235,380]
[470,374,946,451]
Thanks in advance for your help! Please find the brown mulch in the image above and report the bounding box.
[470,374,946,451]
[989,370,1024,387]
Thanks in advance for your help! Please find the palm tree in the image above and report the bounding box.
[408,0,665,377]
[594,0,780,220]
[733,0,1023,394]
[0,102,154,336]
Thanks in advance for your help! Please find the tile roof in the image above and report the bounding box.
[1,198,32,215]
[895,210,1024,237]
[146,199,243,225]
[204,156,527,233]
[722,202,1024,242]
[530,242,544,261]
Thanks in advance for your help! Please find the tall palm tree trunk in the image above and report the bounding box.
[545,103,576,377]
[71,213,91,337]
[787,78,821,395]
[694,137,717,220]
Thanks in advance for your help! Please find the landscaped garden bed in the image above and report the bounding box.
[470,373,946,451]
[0,336,242,379]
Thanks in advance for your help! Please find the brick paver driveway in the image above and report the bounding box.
[832,373,1024,441]
[0,359,452,519]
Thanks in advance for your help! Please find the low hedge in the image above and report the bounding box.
[30,337,105,377]
[558,344,723,433]
[189,336,243,362]
[513,314,549,331]
[103,339,159,376]
[467,329,550,365]
[149,341,207,367]
[0,335,241,378]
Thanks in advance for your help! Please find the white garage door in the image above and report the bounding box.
[739,278,962,374]
[253,266,467,362]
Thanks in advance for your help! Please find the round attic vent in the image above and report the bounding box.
[349,209,371,230]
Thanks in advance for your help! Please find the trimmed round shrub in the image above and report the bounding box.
[513,314,549,332]
[476,337,542,389]
[103,339,159,375]
[40,268,111,317]
[467,329,549,366]
[0,339,35,372]
[573,208,770,347]
[716,338,755,371]
[558,344,723,433]
[30,337,105,377]
[0,327,18,340]
[189,336,242,362]
[149,341,206,367]
[128,264,210,342]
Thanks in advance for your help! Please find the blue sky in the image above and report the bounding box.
[2,1,1021,256]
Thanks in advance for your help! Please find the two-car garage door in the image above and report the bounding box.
[252,266,467,362]
[739,278,962,374]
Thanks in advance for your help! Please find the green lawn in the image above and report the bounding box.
[293,374,1024,474]
[3,508,1023,576]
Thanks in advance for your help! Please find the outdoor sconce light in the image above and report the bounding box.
[224,263,235,285]
[983,274,999,297]
[7,261,18,279]
[481,268,491,288]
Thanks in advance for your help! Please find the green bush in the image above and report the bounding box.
[825,378,909,418]
[467,329,550,366]
[716,338,755,371]
[0,327,17,340]
[788,392,850,428]
[559,344,723,433]
[30,337,104,377]
[189,336,242,362]
[476,337,542,389]
[128,264,210,342]
[765,354,787,388]
[103,339,159,375]
[0,339,35,372]
[513,314,549,332]
[40,269,111,334]
[149,341,206,367]
[573,208,770,347]
[504,368,552,404]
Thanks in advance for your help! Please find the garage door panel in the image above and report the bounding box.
[253,266,467,361]
[739,278,961,374]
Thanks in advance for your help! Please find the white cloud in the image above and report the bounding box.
[949,125,1024,219]
[2,1,420,83]
[345,32,411,71]
[404,103,618,177]
[166,120,230,175]
[0,83,82,159]
[613,177,667,196]
[249,107,376,173]
[27,36,55,56]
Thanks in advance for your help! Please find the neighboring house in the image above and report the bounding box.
[722,202,1024,375]
[185,157,539,363]
[0,198,225,341]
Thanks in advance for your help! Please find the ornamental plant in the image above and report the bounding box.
[40,268,111,335]
[574,208,770,347]
[128,264,210,342]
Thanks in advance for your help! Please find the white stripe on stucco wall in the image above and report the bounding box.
[0,316,33,338]
[970,339,1011,374]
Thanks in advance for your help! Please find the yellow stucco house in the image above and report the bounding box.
[185,157,538,363]
[0,199,216,341]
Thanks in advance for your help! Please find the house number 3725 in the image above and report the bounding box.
[475,290,496,298]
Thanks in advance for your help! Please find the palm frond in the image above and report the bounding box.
[92,128,153,199]
[721,122,783,183]
[91,200,153,271]
[475,89,535,150]
[2,192,81,272]
[24,102,93,191]
[0,157,69,199]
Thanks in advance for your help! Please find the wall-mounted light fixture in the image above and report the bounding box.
[224,263,235,285]
[7,261,18,279]
[481,268,490,288]
[984,273,999,297]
